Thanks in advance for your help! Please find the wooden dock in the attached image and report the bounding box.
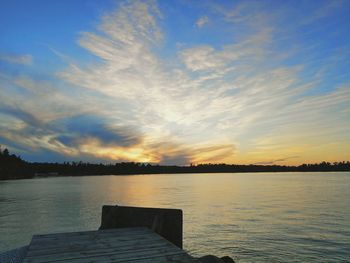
[22,227,198,263]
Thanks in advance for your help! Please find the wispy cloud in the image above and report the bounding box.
[0,0,349,164]
[300,0,345,25]
[0,54,33,65]
[253,156,300,165]
[195,16,209,28]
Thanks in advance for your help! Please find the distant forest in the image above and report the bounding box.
[1,147,350,180]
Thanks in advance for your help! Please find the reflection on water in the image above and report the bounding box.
[0,172,350,262]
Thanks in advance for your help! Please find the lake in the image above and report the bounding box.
[0,172,349,262]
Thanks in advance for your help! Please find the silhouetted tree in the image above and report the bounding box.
[1,147,350,180]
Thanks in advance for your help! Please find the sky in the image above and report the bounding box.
[0,0,349,165]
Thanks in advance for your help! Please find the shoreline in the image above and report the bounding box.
[1,170,349,181]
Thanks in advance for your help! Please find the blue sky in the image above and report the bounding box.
[0,0,349,165]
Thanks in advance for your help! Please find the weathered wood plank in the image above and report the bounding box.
[24,251,186,263]
[51,253,196,263]
[100,205,183,249]
[23,228,198,263]
[24,243,181,263]
[123,253,199,263]
[32,227,150,241]
[26,238,177,260]
[26,236,169,257]
[29,230,163,250]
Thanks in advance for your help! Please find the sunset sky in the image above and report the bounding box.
[0,0,349,165]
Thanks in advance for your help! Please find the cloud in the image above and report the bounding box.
[0,0,349,164]
[0,106,43,128]
[54,114,142,147]
[253,156,300,165]
[213,0,272,29]
[0,54,33,65]
[179,45,222,71]
[179,27,273,72]
[300,0,345,25]
[195,16,209,28]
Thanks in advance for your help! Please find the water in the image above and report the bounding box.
[0,172,349,262]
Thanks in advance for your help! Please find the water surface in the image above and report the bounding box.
[0,172,349,262]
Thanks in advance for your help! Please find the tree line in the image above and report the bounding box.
[1,147,350,180]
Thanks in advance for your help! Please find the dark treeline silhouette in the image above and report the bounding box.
[1,147,350,180]
[0,147,32,179]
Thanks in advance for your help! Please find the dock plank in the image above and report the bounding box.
[26,240,174,260]
[23,227,198,263]
[26,236,168,257]
[31,227,150,243]
[29,230,163,250]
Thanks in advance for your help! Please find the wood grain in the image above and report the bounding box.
[23,227,197,263]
